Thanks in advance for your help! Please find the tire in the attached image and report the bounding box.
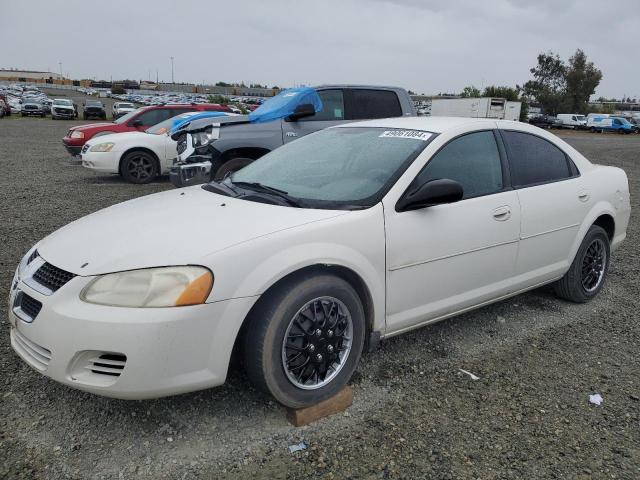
[590,127,596,133]
[212,157,254,181]
[83,114,87,120]
[243,274,366,408]
[120,151,158,184]
[554,225,610,303]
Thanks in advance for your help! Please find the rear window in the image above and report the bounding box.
[502,131,572,187]
[347,89,402,120]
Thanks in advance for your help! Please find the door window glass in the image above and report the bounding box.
[415,131,503,199]
[502,131,571,187]
[299,89,344,121]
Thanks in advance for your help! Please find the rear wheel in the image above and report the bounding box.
[121,151,158,184]
[554,225,610,303]
[213,157,254,181]
[243,274,366,408]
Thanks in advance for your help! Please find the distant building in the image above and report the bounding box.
[0,69,66,82]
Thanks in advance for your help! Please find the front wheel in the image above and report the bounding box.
[121,151,158,184]
[554,225,610,303]
[212,157,254,181]
[243,274,366,408]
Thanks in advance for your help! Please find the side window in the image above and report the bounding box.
[169,108,193,118]
[131,109,170,127]
[300,89,344,121]
[347,89,402,120]
[613,119,621,125]
[502,131,572,187]
[415,131,503,199]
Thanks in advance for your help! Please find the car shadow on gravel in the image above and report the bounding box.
[84,174,173,185]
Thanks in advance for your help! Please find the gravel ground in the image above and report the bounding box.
[0,112,638,479]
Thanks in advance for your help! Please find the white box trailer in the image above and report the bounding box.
[427,97,521,120]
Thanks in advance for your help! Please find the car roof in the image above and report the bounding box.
[338,116,504,133]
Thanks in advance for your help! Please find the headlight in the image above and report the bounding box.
[191,127,219,147]
[89,142,115,152]
[70,131,85,139]
[80,266,213,308]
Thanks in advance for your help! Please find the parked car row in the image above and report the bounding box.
[528,112,639,134]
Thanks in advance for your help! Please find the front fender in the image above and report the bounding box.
[204,206,387,333]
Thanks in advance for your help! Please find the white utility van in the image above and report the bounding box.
[557,113,587,129]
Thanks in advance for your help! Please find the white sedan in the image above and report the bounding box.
[9,117,630,407]
[81,111,211,184]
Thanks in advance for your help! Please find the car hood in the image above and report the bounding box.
[37,186,346,276]
[70,122,117,132]
[85,130,158,147]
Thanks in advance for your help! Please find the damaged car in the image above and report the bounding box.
[169,85,416,186]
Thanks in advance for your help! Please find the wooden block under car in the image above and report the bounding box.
[286,386,353,427]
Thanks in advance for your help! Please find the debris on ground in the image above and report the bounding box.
[459,369,480,381]
[589,394,603,406]
[288,442,308,453]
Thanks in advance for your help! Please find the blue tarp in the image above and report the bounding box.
[170,111,228,135]
[248,87,322,123]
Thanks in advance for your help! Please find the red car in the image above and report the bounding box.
[62,103,231,156]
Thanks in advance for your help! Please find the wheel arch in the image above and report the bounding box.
[219,147,270,163]
[229,263,377,371]
[569,203,617,266]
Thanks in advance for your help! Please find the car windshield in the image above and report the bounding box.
[86,101,102,106]
[576,115,586,121]
[145,112,199,135]
[54,99,72,106]
[114,108,141,124]
[226,127,433,209]
[118,103,134,109]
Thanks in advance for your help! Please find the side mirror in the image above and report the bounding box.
[287,103,316,121]
[396,179,463,212]
[132,119,143,127]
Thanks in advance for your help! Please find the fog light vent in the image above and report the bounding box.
[86,353,127,377]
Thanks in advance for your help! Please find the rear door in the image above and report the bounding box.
[500,129,589,287]
[281,89,346,143]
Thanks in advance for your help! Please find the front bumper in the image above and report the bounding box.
[53,109,75,118]
[63,142,82,156]
[81,150,122,174]
[8,264,257,399]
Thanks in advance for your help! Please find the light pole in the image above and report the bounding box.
[58,61,63,78]
[170,57,174,84]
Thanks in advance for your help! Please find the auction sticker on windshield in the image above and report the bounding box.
[379,130,432,140]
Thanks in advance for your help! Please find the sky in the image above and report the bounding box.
[2,0,638,99]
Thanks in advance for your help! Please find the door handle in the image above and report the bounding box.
[492,206,511,221]
[578,190,590,202]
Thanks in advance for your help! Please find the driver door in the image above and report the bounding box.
[383,130,521,334]
[281,89,347,143]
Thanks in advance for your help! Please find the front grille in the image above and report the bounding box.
[24,105,38,110]
[12,329,52,371]
[87,354,127,377]
[54,108,72,114]
[81,144,90,154]
[20,293,42,319]
[32,262,75,292]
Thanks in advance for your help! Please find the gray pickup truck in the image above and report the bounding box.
[170,85,416,187]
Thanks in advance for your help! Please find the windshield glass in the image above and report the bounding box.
[86,101,102,106]
[117,103,134,109]
[114,108,141,124]
[53,99,72,106]
[146,112,199,135]
[576,115,586,121]
[228,127,432,208]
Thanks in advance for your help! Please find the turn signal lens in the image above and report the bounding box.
[175,271,214,306]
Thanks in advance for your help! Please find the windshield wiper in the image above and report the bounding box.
[231,181,302,207]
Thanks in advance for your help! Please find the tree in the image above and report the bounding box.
[565,49,602,113]
[523,49,602,115]
[111,85,125,95]
[460,85,481,98]
[207,94,229,105]
[522,51,567,116]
